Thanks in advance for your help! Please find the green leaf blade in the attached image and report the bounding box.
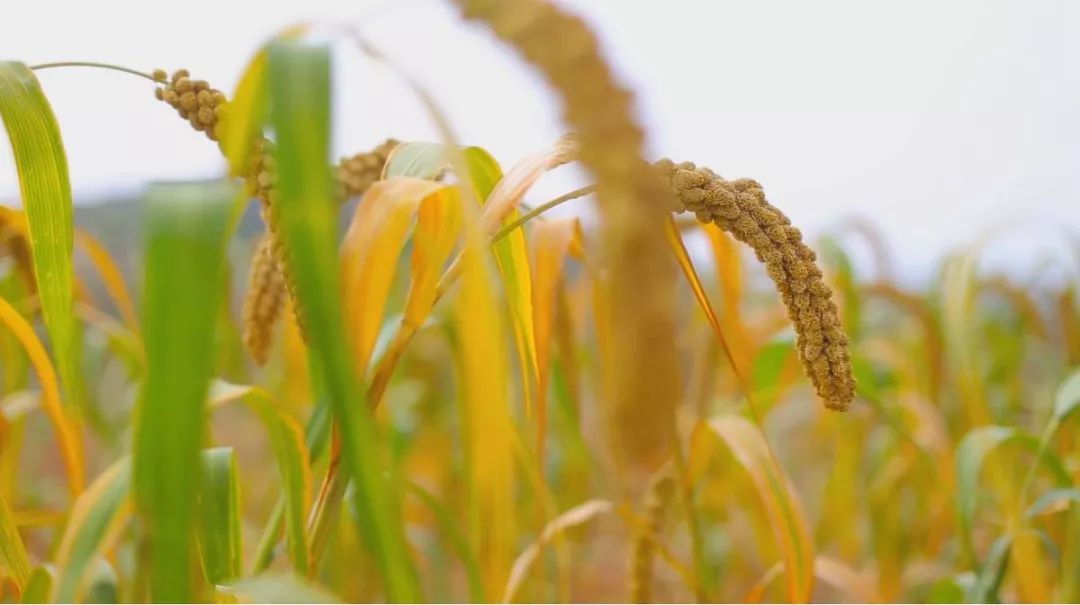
[198,447,243,586]
[0,62,79,415]
[133,181,234,602]
[266,40,419,602]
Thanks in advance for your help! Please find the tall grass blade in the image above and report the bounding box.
[266,40,418,601]
[133,181,233,602]
[0,62,79,416]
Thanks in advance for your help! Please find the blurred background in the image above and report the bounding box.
[2,0,1079,283]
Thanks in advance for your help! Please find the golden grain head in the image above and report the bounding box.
[154,68,227,141]
[242,235,287,366]
[336,138,401,202]
[657,159,856,410]
[453,0,682,481]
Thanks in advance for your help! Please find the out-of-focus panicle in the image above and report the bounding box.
[451,0,682,482]
[242,235,286,366]
[629,466,676,603]
[657,159,855,410]
[337,138,400,201]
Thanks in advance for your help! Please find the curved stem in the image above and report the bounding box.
[30,61,160,83]
[492,185,595,243]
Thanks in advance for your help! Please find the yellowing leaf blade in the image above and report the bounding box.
[695,415,815,602]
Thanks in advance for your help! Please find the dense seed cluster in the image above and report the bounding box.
[452,0,682,479]
[337,138,401,201]
[629,466,676,603]
[154,69,227,141]
[243,235,286,366]
[656,159,855,410]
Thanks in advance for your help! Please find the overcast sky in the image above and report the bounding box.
[2,1,1079,281]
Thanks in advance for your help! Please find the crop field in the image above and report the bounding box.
[1,1,1079,603]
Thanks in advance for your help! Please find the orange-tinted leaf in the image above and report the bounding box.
[0,295,81,495]
[340,177,456,376]
[693,415,815,602]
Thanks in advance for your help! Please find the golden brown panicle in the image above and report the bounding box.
[337,138,401,201]
[451,0,683,481]
[657,159,855,410]
[154,69,227,141]
[242,235,286,366]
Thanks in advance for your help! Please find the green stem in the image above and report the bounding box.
[492,185,596,243]
[30,61,160,83]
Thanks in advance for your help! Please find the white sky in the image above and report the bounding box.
[2,0,1079,281]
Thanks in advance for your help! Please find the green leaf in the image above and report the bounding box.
[1054,367,1080,423]
[0,491,30,590]
[1027,487,1080,519]
[220,574,342,604]
[382,142,500,202]
[462,146,502,201]
[133,181,234,602]
[20,566,54,604]
[0,62,79,413]
[198,447,243,586]
[209,381,312,575]
[970,535,1011,604]
[406,482,483,603]
[383,141,448,180]
[751,337,794,408]
[267,40,419,601]
[955,426,1070,559]
[53,460,131,603]
[84,559,119,604]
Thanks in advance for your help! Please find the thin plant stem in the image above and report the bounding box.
[493,185,596,243]
[29,61,160,83]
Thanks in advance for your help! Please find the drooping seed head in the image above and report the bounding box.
[657,159,856,410]
[154,69,227,141]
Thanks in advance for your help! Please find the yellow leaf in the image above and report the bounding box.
[341,177,459,377]
[0,295,82,496]
[666,217,752,394]
[457,230,515,600]
[693,415,815,603]
[529,218,580,458]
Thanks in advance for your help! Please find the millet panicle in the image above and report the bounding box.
[656,159,856,410]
